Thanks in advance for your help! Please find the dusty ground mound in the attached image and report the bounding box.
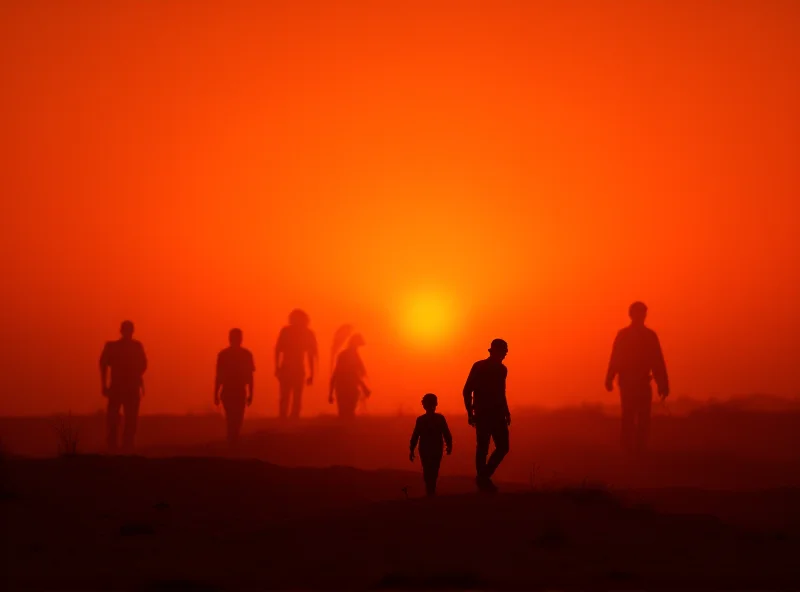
[3,455,800,590]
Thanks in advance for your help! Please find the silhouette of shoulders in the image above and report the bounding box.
[217,346,255,367]
[277,325,317,351]
[615,325,660,347]
[617,325,657,337]
[416,412,447,423]
[337,347,365,368]
[101,338,145,361]
[470,358,508,376]
[216,346,255,390]
[415,413,451,436]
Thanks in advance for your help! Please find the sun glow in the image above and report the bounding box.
[401,290,457,346]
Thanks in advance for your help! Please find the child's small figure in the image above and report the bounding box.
[409,393,453,496]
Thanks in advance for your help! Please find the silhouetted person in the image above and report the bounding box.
[99,320,147,452]
[463,338,511,492]
[410,393,452,496]
[274,309,318,419]
[329,333,371,418]
[215,328,255,445]
[605,301,670,453]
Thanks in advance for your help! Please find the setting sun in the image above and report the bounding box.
[401,291,457,346]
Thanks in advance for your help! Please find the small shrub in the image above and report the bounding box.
[53,412,79,456]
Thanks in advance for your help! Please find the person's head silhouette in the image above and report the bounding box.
[348,333,365,349]
[120,320,135,340]
[488,338,508,362]
[229,328,243,347]
[629,301,648,326]
[288,309,310,327]
[421,393,438,413]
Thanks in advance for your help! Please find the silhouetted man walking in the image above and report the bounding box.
[463,338,511,492]
[275,309,318,419]
[215,328,255,445]
[605,301,669,453]
[100,320,147,452]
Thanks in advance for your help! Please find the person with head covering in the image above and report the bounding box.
[214,328,255,445]
[605,301,669,453]
[463,338,511,492]
[274,309,318,419]
[329,333,370,419]
[99,320,147,452]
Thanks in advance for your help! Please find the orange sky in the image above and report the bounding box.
[2,0,799,416]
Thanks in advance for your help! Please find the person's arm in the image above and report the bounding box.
[409,419,420,461]
[306,332,318,385]
[357,356,370,397]
[274,331,282,378]
[652,333,670,397]
[214,353,222,405]
[99,344,110,396]
[463,364,477,424]
[605,332,621,392]
[329,359,337,403]
[138,342,148,397]
[502,366,511,425]
[139,342,148,375]
[247,352,255,405]
[442,416,453,454]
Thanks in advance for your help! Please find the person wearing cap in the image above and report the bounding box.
[214,328,256,445]
[409,393,452,496]
[274,309,318,419]
[99,320,148,452]
[605,301,670,453]
[329,333,370,418]
[463,338,511,492]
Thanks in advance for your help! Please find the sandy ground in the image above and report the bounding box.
[3,408,800,589]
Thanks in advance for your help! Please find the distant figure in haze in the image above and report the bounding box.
[274,309,318,419]
[329,333,371,418]
[605,301,670,453]
[409,393,452,497]
[214,328,255,445]
[99,320,147,452]
[463,338,511,492]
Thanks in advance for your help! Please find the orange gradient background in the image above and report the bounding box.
[2,0,798,416]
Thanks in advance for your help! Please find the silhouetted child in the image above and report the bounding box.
[409,393,452,496]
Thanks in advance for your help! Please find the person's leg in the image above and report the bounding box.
[121,395,140,452]
[636,388,653,453]
[233,397,246,443]
[619,390,635,452]
[279,379,292,419]
[475,420,491,479]
[222,398,233,442]
[336,389,358,419]
[224,397,246,445]
[422,453,442,496]
[106,398,122,452]
[291,376,304,419]
[485,419,509,478]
